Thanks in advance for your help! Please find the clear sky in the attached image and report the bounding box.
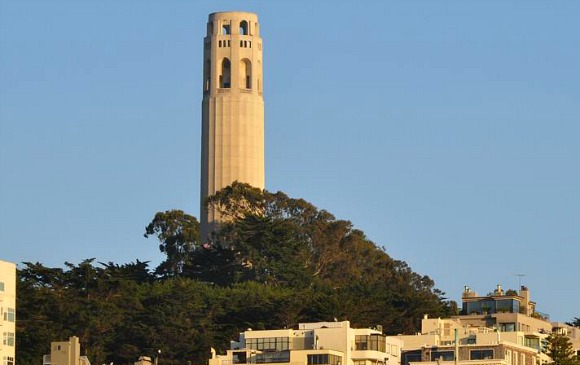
[1,1,578,322]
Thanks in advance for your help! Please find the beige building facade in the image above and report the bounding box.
[209,321,403,365]
[42,336,91,365]
[0,260,16,365]
[399,286,574,365]
[200,11,265,242]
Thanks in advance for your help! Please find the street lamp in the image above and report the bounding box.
[155,350,161,365]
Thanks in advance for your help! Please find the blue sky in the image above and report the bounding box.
[1,0,578,322]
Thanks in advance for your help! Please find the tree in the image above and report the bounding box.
[566,317,580,328]
[144,210,200,276]
[545,332,580,365]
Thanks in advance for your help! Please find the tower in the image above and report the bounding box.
[200,12,265,242]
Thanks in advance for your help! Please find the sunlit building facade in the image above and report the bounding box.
[209,321,403,365]
[200,11,265,242]
[0,260,16,365]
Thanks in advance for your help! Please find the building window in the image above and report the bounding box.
[246,337,290,351]
[470,349,494,360]
[307,354,341,365]
[3,357,14,365]
[240,59,252,89]
[0,282,4,292]
[355,335,369,350]
[370,334,386,352]
[222,23,230,35]
[254,351,290,363]
[500,323,516,332]
[240,20,248,35]
[220,58,231,88]
[431,351,454,361]
[4,308,15,322]
[401,351,421,365]
[2,332,15,347]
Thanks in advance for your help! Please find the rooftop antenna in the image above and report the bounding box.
[515,274,526,288]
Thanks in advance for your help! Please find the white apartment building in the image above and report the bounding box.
[209,321,402,365]
[0,260,16,365]
[398,285,570,365]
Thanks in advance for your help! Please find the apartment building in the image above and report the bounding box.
[209,321,403,365]
[0,260,16,365]
[399,286,559,365]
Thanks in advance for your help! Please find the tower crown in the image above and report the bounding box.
[207,12,260,36]
[203,12,263,97]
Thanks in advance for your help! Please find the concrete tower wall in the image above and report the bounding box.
[200,12,265,242]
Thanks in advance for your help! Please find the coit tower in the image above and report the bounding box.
[200,12,265,242]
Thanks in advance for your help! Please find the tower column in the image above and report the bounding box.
[200,12,265,243]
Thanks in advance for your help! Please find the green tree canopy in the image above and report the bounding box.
[546,332,580,365]
[144,210,200,276]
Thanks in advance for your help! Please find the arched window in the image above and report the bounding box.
[240,59,252,89]
[257,61,262,92]
[221,22,230,35]
[204,60,211,91]
[207,22,213,36]
[239,20,248,35]
[220,58,231,88]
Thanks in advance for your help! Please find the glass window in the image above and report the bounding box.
[401,351,421,365]
[470,349,494,360]
[2,332,15,347]
[255,351,290,363]
[246,337,290,351]
[4,308,14,322]
[500,323,516,332]
[355,335,369,350]
[370,334,386,352]
[431,351,454,361]
[3,357,14,365]
[307,354,341,365]
[0,282,4,292]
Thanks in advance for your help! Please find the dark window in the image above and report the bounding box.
[370,334,386,352]
[307,354,341,365]
[430,351,454,361]
[355,335,368,350]
[220,58,231,88]
[470,349,494,360]
[232,351,247,364]
[254,351,290,363]
[402,351,421,365]
[246,337,290,351]
[240,20,248,35]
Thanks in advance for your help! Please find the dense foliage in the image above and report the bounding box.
[17,183,457,365]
